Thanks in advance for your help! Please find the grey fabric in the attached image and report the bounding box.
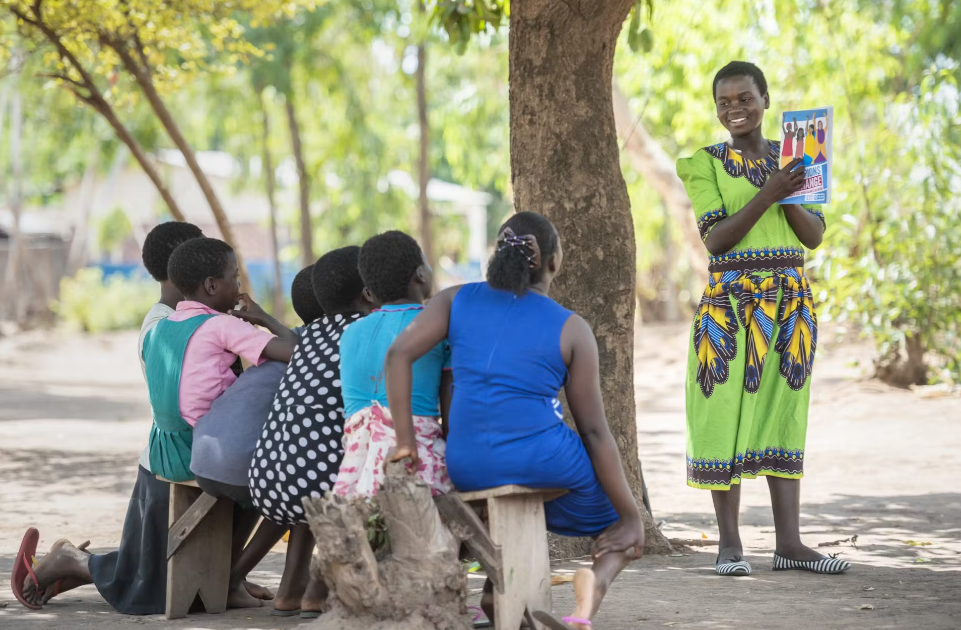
[88,466,168,615]
[195,474,252,507]
[190,359,288,486]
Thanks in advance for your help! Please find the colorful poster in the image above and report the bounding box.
[780,106,833,204]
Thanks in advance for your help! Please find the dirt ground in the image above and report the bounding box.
[1,324,959,629]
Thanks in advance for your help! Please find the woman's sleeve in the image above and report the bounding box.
[676,149,726,243]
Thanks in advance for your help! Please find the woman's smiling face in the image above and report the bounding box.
[714,75,769,138]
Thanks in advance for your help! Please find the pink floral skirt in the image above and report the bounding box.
[332,403,452,499]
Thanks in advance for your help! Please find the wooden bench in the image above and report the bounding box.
[436,485,567,630]
[156,477,233,619]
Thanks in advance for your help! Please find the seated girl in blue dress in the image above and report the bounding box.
[385,211,645,630]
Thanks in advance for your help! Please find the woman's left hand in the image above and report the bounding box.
[594,513,645,560]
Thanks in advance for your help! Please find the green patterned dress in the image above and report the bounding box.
[677,140,825,490]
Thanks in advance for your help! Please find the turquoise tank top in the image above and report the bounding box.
[143,314,215,482]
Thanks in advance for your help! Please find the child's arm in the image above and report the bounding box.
[228,293,297,362]
[561,314,645,559]
[385,286,462,466]
[439,370,453,439]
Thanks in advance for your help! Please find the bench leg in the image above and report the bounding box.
[165,484,232,619]
[488,495,552,630]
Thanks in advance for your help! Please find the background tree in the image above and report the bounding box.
[1,0,317,289]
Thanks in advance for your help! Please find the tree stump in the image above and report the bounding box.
[302,462,472,630]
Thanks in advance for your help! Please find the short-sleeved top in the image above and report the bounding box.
[249,312,362,526]
[168,301,275,426]
[676,140,825,273]
[339,304,451,418]
[137,302,175,472]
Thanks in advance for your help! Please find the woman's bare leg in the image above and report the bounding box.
[712,483,743,563]
[272,523,314,612]
[767,476,824,561]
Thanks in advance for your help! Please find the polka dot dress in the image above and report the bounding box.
[249,312,362,526]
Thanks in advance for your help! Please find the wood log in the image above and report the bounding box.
[302,462,471,630]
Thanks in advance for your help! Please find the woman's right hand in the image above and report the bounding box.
[384,442,420,471]
[594,513,645,560]
[763,157,806,202]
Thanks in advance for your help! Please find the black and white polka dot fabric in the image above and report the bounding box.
[248,312,363,526]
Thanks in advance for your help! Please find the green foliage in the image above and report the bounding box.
[95,207,133,254]
[817,71,961,382]
[54,268,156,333]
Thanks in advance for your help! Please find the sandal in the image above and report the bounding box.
[715,558,753,576]
[773,552,851,574]
[11,528,42,610]
[468,605,492,628]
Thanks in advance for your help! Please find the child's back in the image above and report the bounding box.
[332,231,452,499]
[339,305,449,418]
[144,238,294,481]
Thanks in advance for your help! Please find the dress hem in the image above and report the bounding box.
[687,469,804,490]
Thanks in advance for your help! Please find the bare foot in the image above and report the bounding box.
[568,568,596,630]
[22,540,92,606]
[227,582,263,609]
[300,575,329,615]
[244,580,275,601]
[777,543,829,563]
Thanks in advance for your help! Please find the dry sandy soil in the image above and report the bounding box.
[0,324,959,629]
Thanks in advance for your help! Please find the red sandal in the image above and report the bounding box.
[11,528,42,610]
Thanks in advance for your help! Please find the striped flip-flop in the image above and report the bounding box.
[773,552,851,574]
[715,559,753,576]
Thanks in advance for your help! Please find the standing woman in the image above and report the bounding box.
[676,61,849,576]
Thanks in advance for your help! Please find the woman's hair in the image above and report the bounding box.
[487,211,559,295]
[167,237,234,297]
[358,230,424,303]
[142,221,203,282]
[712,61,768,100]
[291,264,324,325]
[311,246,365,314]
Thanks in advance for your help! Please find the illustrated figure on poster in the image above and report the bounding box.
[781,119,796,167]
[813,112,828,164]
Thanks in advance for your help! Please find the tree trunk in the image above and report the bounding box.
[91,97,186,223]
[302,462,470,630]
[509,0,672,555]
[8,6,186,223]
[611,82,706,289]
[260,91,286,320]
[109,39,250,291]
[285,93,314,268]
[415,6,437,283]
[2,78,24,323]
[67,147,101,274]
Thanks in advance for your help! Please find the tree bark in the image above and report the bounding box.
[260,91,286,320]
[8,6,186,223]
[107,38,251,291]
[416,3,437,283]
[285,93,314,268]
[509,0,672,554]
[302,462,470,630]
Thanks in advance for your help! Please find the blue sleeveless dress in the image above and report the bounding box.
[446,282,619,537]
